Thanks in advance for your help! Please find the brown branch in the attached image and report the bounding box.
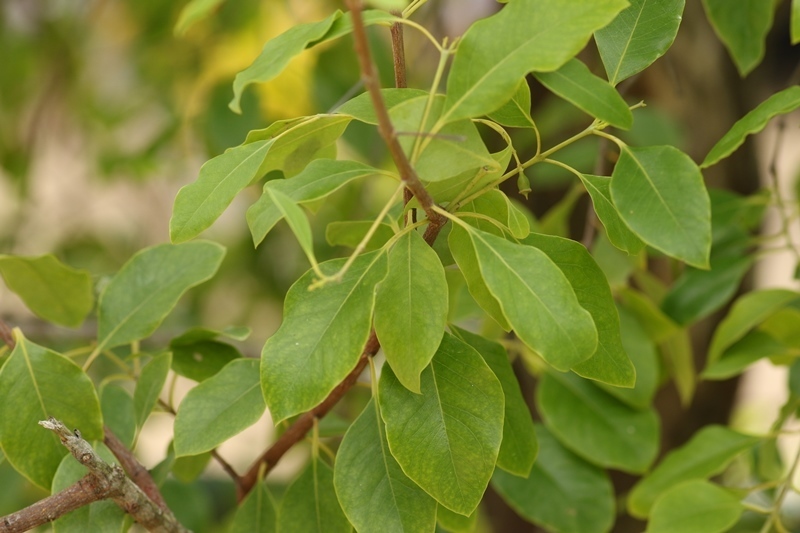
[0,319,15,350]
[346,0,444,241]
[390,11,407,89]
[104,426,170,512]
[0,418,187,533]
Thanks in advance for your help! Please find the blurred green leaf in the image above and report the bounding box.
[579,174,645,254]
[279,457,350,533]
[701,0,774,76]
[174,0,225,36]
[645,480,742,533]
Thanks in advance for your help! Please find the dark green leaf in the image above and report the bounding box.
[646,480,742,533]
[492,424,615,533]
[97,242,225,350]
[578,174,645,254]
[230,481,277,533]
[628,425,759,518]
[134,352,171,430]
[174,0,225,36]
[278,457,351,533]
[701,0,774,76]
[611,145,711,268]
[334,399,437,533]
[379,333,504,516]
[595,0,685,85]
[170,340,241,383]
[0,254,93,328]
[261,251,387,423]
[0,331,102,489]
[534,59,632,128]
[100,385,135,449]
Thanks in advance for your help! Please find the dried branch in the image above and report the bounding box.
[104,426,169,512]
[0,418,188,533]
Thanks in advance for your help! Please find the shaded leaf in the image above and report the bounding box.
[230,481,277,533]
[487,80,535,128]
[133,352,171,430]
[578,174,645,254]
[618,287,679,343]
[172,451,211,483]
[534,58,632,128]
[459,190,529,239]
[97,242,225,350]
[538,372,658,473]
[595,0,685,85]
[379,332,504,516]
[375,231,447,393]
[325,221,394,251]
[100,385,136,449]
[279,457,351,533]
[492,424,614,533]
[660,329,695,406]
[702,86,800,168]
[703,330,789,380]
[442,0,628,123]
[701,0,774,76]
[452,327,537,477]
[646,480,741,533]
[627,425,759,518]
[334,399,437,533]
[610,145,711,268]
[0,254,93,328]
[174,359,265,457]
[262,252,387,423]
[170,140,272,243]
[0,331,102,489]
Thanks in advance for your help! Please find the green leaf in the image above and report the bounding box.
[659,329,695,406]
[170,340,241,383]
[578,174,645,254]
[459,190,530,239]
[793,0,800,44]
[170,140,272,243]
[618,287,679,343]
[171,325,251,344]
[244,115,352,178]
[334,399,437,533]
[0,254,93,328]
[337,88,429,124]
[611,145,711,268]
[247,159,382,247]
[525,233,636,387]
[97,242,225,350]
[0,331,102,489]
[437,505,477,533]
[278,457,351,533]
[707,289,800,365]
[492,424,615,533]
[230,481,277,533]
[374,231,447,393]
[538,372,658,473]
[487,80,535,128]
[52,444,126,532]
[133,352,171,430]
[595,0,685,85]
[645,480,742,533]
[533,59,632,128]
[451,327,537,477]
[701,0,774,76]
[326,221,394,251]
[230,12,342,114]
[702,86,800,168]
[703,330,789,380]
[174,359,265,457]
[627,425,760,518]
[442,0,628,123]
[174,0,225,36]
[450,224,598,371]
[379,332,504,515]
[266,188,318,267]
[100,385,136,449]
[261,251,387,423]
[172,451,211,483]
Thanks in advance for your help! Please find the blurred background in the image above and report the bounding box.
[1,0,799,531]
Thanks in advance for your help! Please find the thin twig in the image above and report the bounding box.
[0,319,15,350]
[103,426,169,512]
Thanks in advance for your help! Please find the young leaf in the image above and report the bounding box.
[174,359,265,457]
[266,188,318,268]
[278,457,350,533]
[578,174,645,254]
[492,424,615,533]
[610,145,711,269]
[247,159,382,247]
[230,11,342,114]
[450,224,598,371]
[442,0,628,123]
[701,0,774,76]
[706,289,800,365]
[261,251,387,423]
[627,425,760,518]
[0,331,103,489]
[595,0,685,85]
[170,140,272,243]
[646,480,742,533]
[702,86,800,168]
[374,231,447,393]
[533,58,633,129]
[97,241,225,350]
[0,254,93,328]
[451,327,537,477]
[525,233,636,387]
[230,481,277,533]
[326,221,394,251]
[133,352,171,430]
[334,399,437,533]
[379,332,504,516]
[487,80,535,128]
[537,372,659,473]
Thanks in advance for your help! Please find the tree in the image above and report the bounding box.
[1,0,800,531]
